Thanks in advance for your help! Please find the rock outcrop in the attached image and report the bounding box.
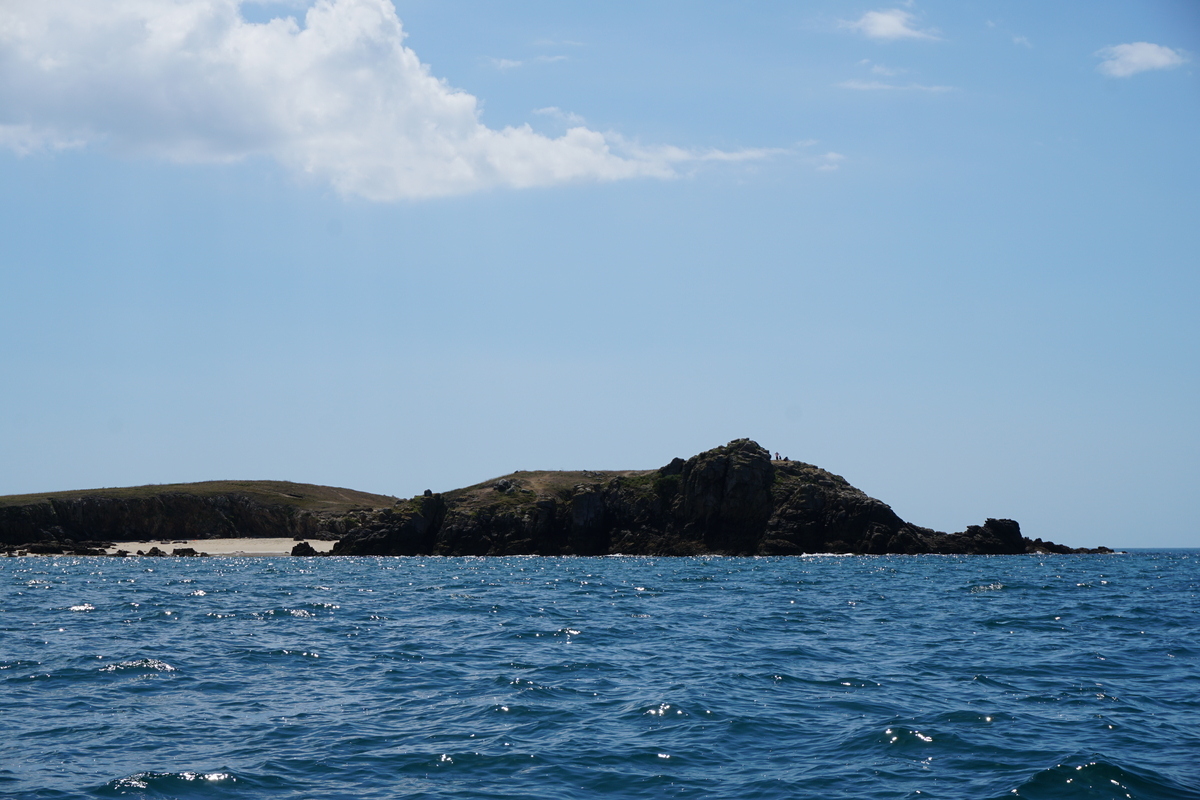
[291,541,319,557]
[328,493,447,556]
[330,439,1110,556]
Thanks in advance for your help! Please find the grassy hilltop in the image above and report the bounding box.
[0,480,396,514]
[0,480,397,549]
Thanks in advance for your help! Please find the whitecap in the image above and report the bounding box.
[99,659,176,673]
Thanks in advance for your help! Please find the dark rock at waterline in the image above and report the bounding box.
[330,494,447,556]
[291,541,319,557]
[0,493,323,547]
[24,542,68,555]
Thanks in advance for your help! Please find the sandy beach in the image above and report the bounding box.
[104,538,337,556]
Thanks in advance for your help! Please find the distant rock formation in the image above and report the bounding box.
[329,439,1111,557]
[0,440,1112,556]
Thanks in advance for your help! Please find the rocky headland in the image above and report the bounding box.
[0,441,1111,556]
[0,481,390,556]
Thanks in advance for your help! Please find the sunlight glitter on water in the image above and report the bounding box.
[1,552,1198,799]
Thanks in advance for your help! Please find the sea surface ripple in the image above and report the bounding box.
[1,552,1197,799]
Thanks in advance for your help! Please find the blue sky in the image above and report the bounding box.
[2,0,1197,548]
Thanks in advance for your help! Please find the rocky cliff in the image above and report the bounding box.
[0,442,1111,556]
[0,480,393,552]
[329,440,1110,556]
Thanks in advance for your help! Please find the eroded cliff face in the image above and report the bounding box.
[1,440,1111,556]
[328,439,1109,556]
[679,439,774,553]
[0,494,321,548]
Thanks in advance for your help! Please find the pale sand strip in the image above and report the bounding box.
[105,538,337,556]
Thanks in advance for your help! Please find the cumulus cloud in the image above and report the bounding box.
[1096,42,1188,77]
[0,0,768,200]
[843,9,938,41]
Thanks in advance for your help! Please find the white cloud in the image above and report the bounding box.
[1096,42,1188,78]
[838,80,952,92]
[1013,36,1032,49]
[489,54,566,70]
[843,9,938,41]
[489,57,524,70]
[534,107,587,126]
[0,0,769,200]
[0,123,86,154]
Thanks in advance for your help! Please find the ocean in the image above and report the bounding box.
[1,552,1197,799]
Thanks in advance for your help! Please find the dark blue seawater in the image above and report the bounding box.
[1,553,1197,800]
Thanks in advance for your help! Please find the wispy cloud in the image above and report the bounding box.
[859,59,904,77]
[488,55,567,70]
[534,107,587,126]
[0,0,773,200]
[986,19,1031,49]
[843,9,939,41]
[838,80,952,92]
[814,152,845,172]
[1096,42,1188,78]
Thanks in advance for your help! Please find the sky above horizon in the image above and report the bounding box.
[2,0,1197,548]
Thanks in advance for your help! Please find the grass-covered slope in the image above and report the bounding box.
[0,480,395,513]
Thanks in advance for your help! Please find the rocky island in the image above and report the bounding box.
[0,440,1111,556]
